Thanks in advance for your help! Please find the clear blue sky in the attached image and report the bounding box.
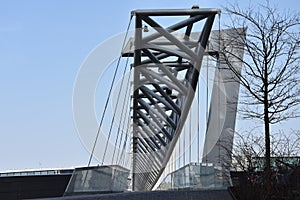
[0,0,299,171]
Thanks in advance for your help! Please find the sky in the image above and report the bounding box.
[0,0,299,172]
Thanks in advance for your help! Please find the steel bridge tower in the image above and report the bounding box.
[122,7,221,191]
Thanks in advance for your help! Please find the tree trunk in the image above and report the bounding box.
[264,62,272,199]
[264,105,271,198]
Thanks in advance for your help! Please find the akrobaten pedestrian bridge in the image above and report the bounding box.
[68,6,245,196]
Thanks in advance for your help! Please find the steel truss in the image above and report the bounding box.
[123,7,220,191]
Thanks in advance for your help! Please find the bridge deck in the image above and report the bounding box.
[42,189,234,200]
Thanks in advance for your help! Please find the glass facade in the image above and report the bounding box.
[158,163,231,190]
[64,165,129,196]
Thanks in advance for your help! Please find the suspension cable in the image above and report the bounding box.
[88,16,133,166]
[105,55,130,165]
[117,74,133,166]
[217,12,221,165]
[205,41,209,165]
[100,17,133,165]
[119,117,131,166]
[115,67,133,164]
[197,74,200,163]
[111,57,131,164]
[189,106,192,164]
[183,124,186,166]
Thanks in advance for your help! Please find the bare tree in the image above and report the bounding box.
[224,130,300,172]
[270,130,300,158]
[219,1,300,197]
[221,130,300,199]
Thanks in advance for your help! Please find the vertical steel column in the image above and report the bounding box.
[132,13,142,191]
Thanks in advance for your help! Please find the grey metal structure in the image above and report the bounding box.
[202,28,246,168]
[123,7,220,191]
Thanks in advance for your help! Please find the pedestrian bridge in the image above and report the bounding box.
[70,6,245,194]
